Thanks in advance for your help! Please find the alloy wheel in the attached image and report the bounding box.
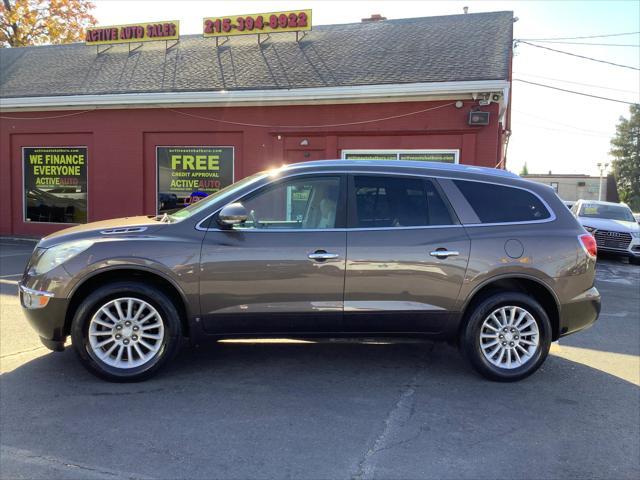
[479,305,539,369]
[88,297,165,369]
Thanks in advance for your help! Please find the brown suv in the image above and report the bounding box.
[19,160,600,382]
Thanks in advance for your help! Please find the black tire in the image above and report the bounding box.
[460,291,552,382]
[71,281,182,382]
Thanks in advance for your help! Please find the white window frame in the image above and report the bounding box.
[341,149,460,164]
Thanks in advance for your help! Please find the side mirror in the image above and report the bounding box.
[218,202,248,226]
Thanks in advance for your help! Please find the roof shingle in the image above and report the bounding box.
[0,11,513,98]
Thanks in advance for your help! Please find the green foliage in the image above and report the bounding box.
[610,104,640,211]
[519,162,529,176]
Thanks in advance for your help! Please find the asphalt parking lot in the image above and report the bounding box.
[1,239,638,480]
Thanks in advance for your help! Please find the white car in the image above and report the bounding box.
[572,200,640,265]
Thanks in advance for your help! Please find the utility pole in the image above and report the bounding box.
[597,162,609,201]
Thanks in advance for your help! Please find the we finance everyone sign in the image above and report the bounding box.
[23,147,88,224]
[156,146,234,214]
[203,9,311,37]
[85,21,179,45]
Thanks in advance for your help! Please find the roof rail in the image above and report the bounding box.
[285,159,519,178]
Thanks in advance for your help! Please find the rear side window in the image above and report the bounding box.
[453,180,551,224]
[353,176,455,228]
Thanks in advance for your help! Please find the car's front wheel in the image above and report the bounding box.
[71,282,182,382]
[461,292,552,382]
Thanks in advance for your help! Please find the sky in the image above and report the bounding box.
[92,0,640,176]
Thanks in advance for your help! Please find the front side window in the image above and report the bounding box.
[453,180,551,224]
[234,176,342,230]
[353,176,455,228]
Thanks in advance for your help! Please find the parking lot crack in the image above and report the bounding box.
[0,345,46,359]
[352,346,433,480]
[0,445,152,479]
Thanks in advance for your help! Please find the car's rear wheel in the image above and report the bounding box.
[461,292,552,382]
[71,282,181,382]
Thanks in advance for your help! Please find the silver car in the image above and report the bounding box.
[19,160,601,382]
[572,200,640,264]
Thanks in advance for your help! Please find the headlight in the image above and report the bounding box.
[583,225,596,233]
[29,240,93,275]
[631,232,640,239]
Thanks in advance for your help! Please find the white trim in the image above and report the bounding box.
[342,149,460,164]
[1,80,510,112]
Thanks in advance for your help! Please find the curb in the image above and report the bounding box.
[0,236,40,243]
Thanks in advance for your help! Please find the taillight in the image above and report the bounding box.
[579,234,597,258]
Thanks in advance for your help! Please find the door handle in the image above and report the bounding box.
[308,250,340,261]
[429,249,460,258]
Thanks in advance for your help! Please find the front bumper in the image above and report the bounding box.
[597,246,640,258]
[19,283,70,350]
[593,233,640,258]
[559,286,601,337]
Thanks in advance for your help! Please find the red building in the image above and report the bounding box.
[0,11,513,237]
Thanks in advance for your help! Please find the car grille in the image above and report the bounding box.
[593,229,632,250]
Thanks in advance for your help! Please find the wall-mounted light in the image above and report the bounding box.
[300,139,309,146]
[468,111,490,126]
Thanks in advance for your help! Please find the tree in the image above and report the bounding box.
[610,104,640,211]
[0,0,96,47]
[519,162,529,176]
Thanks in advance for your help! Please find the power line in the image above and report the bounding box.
[514,72,639,94]
[167,102,456,128]
[516,40,640,70]
[0,110,94,120]
[513,79,638,105]
[515,121,610,138]
[518,31,640,41]
[513,110,611,135]
[529,40,639,47]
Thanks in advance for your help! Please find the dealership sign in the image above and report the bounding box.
[23,147,88,224]
[86,21,180,45]
[157,146,234,213]
[203,9,312,37]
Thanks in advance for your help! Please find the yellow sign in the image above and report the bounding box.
[203,10,312,37]
[86,21,180,45]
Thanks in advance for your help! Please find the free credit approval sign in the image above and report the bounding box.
[157,146,234,213]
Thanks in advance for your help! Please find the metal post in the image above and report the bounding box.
[597,162,609,201]
[597,163,603,201]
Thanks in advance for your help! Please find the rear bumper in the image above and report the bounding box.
[559,286,601,337]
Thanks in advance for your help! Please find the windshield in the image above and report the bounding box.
[168,172,268,221]
[579,203,635,222]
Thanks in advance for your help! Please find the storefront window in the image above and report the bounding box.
[157,146,234,214]
[342,150,459,163]
[23,147,88,224]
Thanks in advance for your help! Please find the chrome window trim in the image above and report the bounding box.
[195,169,556,232]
